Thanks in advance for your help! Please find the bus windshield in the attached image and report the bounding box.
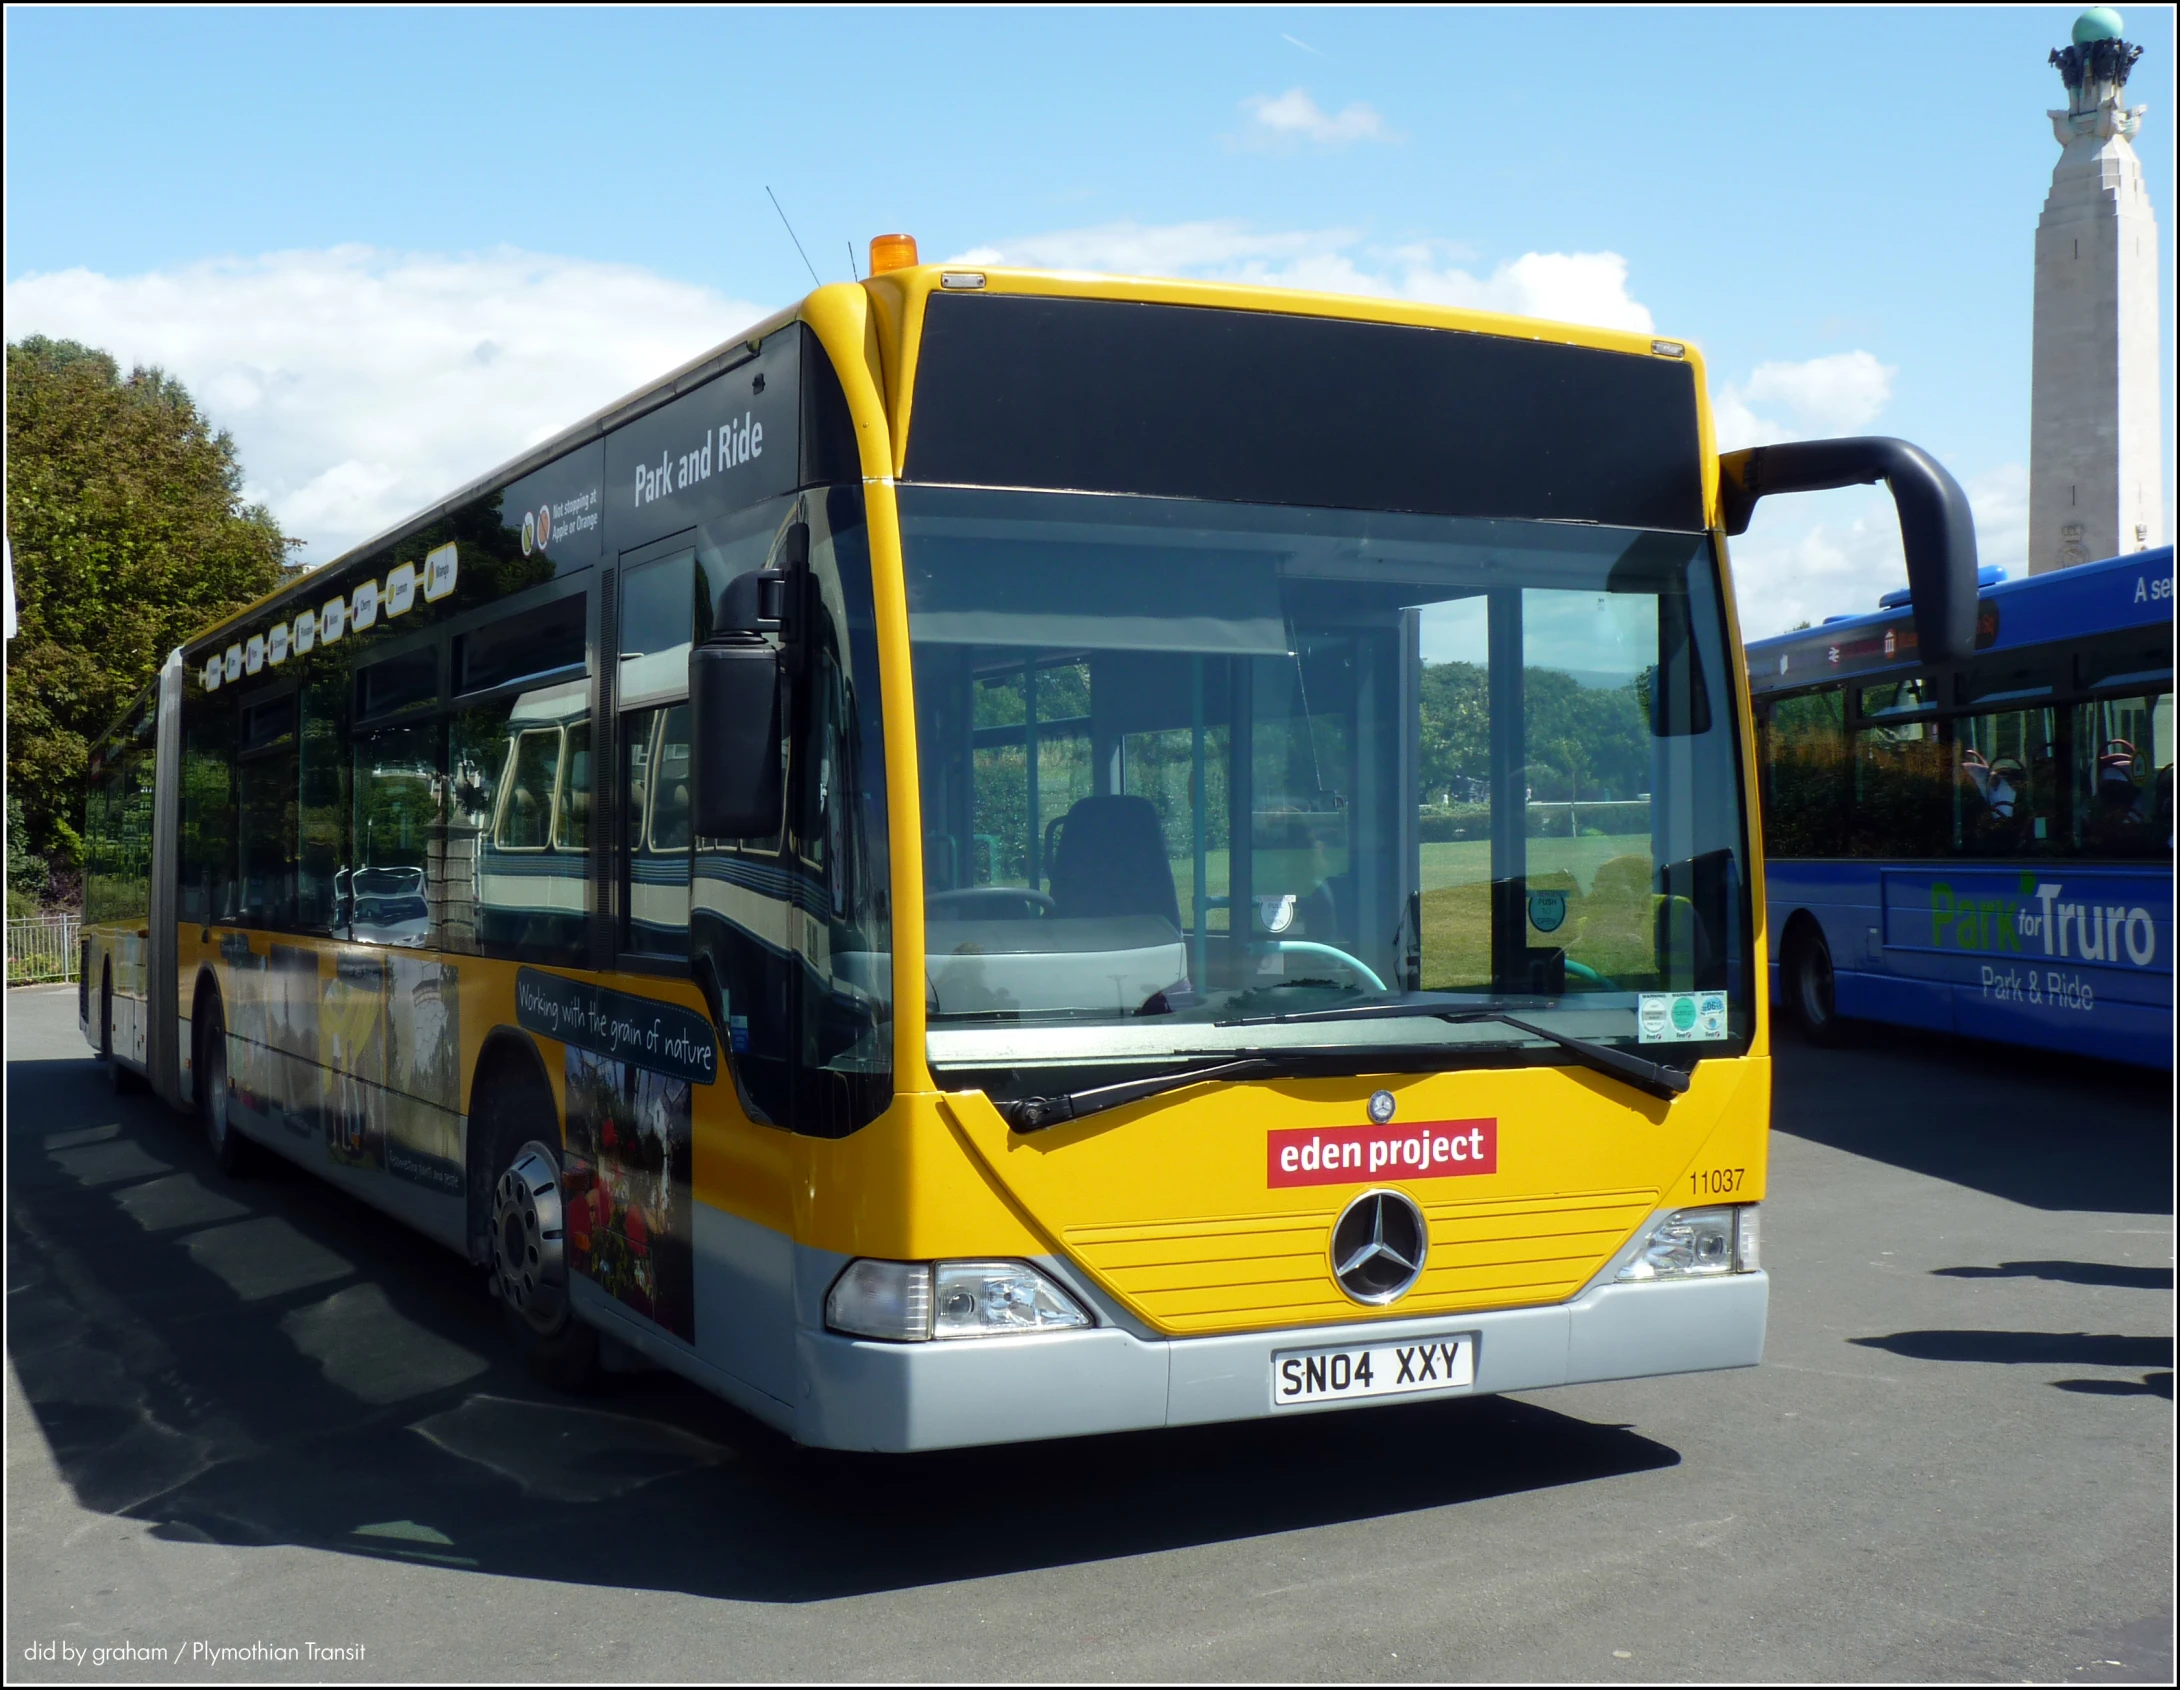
[904,486,1751,1082]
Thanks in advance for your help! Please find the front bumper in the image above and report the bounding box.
[795,1269,1768,1452]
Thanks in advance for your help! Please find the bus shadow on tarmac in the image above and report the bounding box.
[1768,1019,2173,1215]
[7,1038,1678,1604]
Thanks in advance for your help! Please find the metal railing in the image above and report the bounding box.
[7,914,80,985]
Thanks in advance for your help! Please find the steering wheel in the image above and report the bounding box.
[1260,940,1387,994]
[927,886,1057,921]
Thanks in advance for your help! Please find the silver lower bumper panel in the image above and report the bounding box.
[794,1271,1769,1452]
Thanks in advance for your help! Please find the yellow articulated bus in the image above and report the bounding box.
[82,237,1983,1450]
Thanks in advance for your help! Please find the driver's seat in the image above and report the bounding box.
[1047,795,1182,930]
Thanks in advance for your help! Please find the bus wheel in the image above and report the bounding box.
[100,967,144,1094]
[196,997,251,1174]
[1786,925,1844,1047]
[489,1133,598,1391]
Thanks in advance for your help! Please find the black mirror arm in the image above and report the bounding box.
[709,519,813,668]
[1718,435,1980,662]
[714,567,786,637]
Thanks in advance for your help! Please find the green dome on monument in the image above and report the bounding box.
[2072,8,2125,46]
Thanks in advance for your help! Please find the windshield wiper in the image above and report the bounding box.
[1221,1000,1691,1102]
[996,1008,1690,1131]
[1002,1044,1478,1132]
[1000,1057,1281,1132]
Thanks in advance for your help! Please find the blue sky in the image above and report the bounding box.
[6,5,2175,636]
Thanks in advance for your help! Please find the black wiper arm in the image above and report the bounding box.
[999,1057,1280,1133]
[995,1010,1688,1130]
[1222,999,1689,1102]
[1440,1011,1688,1102]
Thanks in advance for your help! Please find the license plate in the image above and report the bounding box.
[1270,1332,1476,1408]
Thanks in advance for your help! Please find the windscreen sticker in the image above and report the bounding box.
[1638,990,1726,1043]
[1269,1119,1496,1188]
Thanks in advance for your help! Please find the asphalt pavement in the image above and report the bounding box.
[5,982,2172,1682]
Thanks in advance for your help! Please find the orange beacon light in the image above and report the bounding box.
[868,233,919,275]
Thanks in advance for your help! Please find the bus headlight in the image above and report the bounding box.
[826,1260,931,1342]
[932,1261,1091,1338]
[826,1259,1091,1341]
[1617,1205,1759,1282]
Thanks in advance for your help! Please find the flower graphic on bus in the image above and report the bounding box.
[562,1044,693,1340]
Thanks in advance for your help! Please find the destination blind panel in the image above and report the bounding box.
[904,292,1706,532]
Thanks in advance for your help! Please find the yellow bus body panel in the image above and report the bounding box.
[136,266,1771,1359]
[923,1060,1768,1336]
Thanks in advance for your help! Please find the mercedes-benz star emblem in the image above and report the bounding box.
[1331,1190,1428,1305]
[1368,1089,1397,1124]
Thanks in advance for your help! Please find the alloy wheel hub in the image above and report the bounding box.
[492,1141,569,1334]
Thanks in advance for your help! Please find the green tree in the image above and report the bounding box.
[1417,659,1651,805]
[5,336,294,881]
[1418,660,1489,803]
[6,795,43,917]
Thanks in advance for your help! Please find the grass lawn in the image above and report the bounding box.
[1164,837,1660,990]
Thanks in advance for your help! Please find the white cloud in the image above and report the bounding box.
[1712,349,1904,635]
[1714,350,1897,451]
[1729,483,1907,639]
[946,222,1654,333]
[1238,87,1391,148]
[945,219,1358,277]
[1728,464,2025,641]
[1711,350,2019,638]
[1743,350,1895,431]
[4,246,766,565]
[1715,347,1905,634]
[1395,249,1654,333]
[1965,461,2029,581]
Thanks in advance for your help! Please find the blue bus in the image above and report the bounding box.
[1747,546,2173,1066]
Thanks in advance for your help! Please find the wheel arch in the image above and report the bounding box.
[187,965,224,1101]
[1778,907,1828,974]
[466,1027,561,1263]
[97,957,116,1061]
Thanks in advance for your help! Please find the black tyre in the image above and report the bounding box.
[1786,924,1845,1047]
[481,1066,598,1392]
[197,995,252,1174]
[101,968,145,1094]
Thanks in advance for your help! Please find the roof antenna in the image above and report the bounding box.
[846,239,859,281]
[765,187,823,289]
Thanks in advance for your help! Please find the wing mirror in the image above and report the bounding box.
[688,521,809,838]
[1718,437,1979,662]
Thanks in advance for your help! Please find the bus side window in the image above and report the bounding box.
[618,544,697,957]
[650,712,693,853]
[85,730,155,931]
[1761,687,1848,857]
[350,722,442,949]
[1850,713,1950,860]
[299,666,348,929]
[237,695,299,929]
[497,728,563,850]
[452,684,589,954]
[1950,704,2061,857]
[181,687,237,925]
[624,703,692,953]
[2075,690,2173,857]
[555,722,592,850]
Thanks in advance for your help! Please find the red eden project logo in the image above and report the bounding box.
[1267,1120,1498,1188]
